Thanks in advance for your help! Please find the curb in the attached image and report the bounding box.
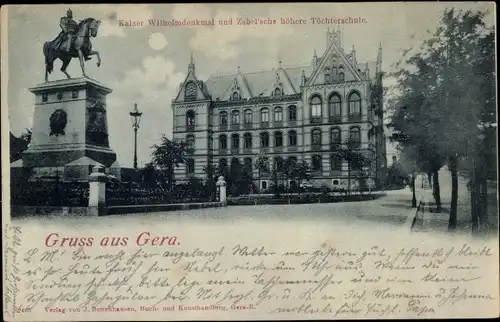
[405,196,424,232]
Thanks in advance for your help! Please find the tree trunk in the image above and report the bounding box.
[448,157,458,231]
[258,170,261,195]
[471,179,478,234]
[432,169,441,212]
[347,162,351,196]
[411,173,417,208]
[479,161,488,233]
[427,172,432,189]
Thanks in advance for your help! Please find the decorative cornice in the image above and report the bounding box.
[213,94,301,107]
[30,77,112,94]
[304,81,369,93]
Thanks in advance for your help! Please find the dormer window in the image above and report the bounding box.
[232,91,240,100]
[274,88,281,97]
[339,67,345,81]
[325,68,330,83]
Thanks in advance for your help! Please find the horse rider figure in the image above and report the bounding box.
[60,8,78,52]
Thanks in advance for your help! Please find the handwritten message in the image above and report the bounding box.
[6,229,497,320]
[4,225,23,319]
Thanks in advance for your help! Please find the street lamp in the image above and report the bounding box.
[129,103,142,169]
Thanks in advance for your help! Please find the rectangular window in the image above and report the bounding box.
[261,111,269,123]
[275,136,283,147]
[312,105,321,118]
[261,136,269,148]
[244,111,252,124]
[232,136,239,149]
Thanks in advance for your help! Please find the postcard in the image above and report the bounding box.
[2,2,498,321]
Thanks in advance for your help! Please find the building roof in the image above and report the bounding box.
[65,157,104,166]
[204,60,377,101]
[11,159,23,167]
[205,64,314,100]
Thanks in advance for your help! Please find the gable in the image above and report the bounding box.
[174,71,209,102]
[307,40,364,86]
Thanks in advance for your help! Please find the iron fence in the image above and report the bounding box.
[11,181,89,207]
[105,182,214,206]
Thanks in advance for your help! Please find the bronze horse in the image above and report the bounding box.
[43,18,102,82]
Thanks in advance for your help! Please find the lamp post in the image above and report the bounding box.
[129,103,142,170]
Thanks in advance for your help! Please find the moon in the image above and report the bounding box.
[148,33,167,51]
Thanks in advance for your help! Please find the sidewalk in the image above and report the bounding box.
[411,188,450,233]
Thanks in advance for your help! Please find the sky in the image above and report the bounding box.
[4,3,495,168]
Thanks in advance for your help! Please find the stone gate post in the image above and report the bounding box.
[89,165,108,215]
[216,176,227,206]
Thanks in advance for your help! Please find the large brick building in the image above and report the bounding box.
[172,28,387,190]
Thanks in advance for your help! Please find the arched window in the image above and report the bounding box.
[244,157,253,171]
[348,92,361,117]
[232,91,240,100]
[330,154,342,171]
[186,134,195,150]
[312,155,322,171]
[219,158,228,169]
[185,82,197,101]
[231,158,241,174]
[310,96,322,119]
[288,105,297,121]
[260,132,269,148]
[349,126,361,147]
[219,134,227,149]
[231,133,240,149]
[186,110,195,127]
[244,109,253,124]
[231,157,241,166]
[274,156,284,172]
[186,159,195,174]
[274,131,283,147]
[220,111,228,126]
[274,88,281,96]
[311,129,322,145]
[325,68,330,83]
[243,133,252,149]
[328,94,342,119]
[330,127,341,145]
[274,107,283,122]
[288,130,297,146]
[231,110,240,124]
[261,108,269,123]
[331,66,338,81]
[339,67,345,81]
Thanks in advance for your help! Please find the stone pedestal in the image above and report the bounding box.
[22,78,118,181]
[216,176,227,206]
[89,165,108,215]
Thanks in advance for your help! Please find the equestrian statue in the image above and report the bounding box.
[43,9,102,82]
